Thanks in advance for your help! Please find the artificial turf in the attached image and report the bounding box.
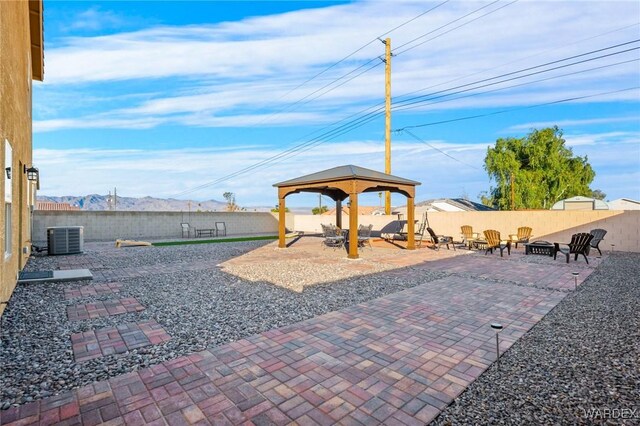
[152,235,279,246]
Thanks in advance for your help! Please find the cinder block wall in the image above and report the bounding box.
[33,211,279,242]
[32,209,640,252]
[291,210,640,252]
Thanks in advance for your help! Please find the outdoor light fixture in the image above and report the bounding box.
[572,272,579,291]
[25,166,39,182]
[490,323,503,370]
[610,244,615,254]
[5,167,10,179]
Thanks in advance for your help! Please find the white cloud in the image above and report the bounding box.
[34,138,491,203]
[506,116,640,132]
[35,1,640,131]
[564,130,640,147]
[69,7,127,32]
[35,129,638,204]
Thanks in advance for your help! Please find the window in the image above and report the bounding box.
[4,139,11,202]
[4,139,12,257]
[4,203,11,257]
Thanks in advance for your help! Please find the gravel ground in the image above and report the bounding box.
[433,252,640,425]
[0,241,446,409]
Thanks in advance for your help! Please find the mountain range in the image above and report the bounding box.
[36,194,312,213]
[38,194,231,212]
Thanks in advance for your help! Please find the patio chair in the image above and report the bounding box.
[427,227,455,251]
[509,226,533,248]
[181,223,192,238]
[215,222,226,237]
[321,223,345,250]
[483,229,511,257]
[554,233,594,264]
[357,224,373,249]
[461,225,479,249]
[589,228,607,256]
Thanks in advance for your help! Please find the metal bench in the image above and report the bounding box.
[195,228,216,238]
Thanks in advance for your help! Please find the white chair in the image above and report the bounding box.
[215,222,226,237]
[181,223,191,238]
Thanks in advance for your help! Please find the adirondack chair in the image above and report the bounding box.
[589,228,607,256]
[427,227,455,250]
[509,226,533,248]
[554,233,594,264]
[461,225,479,249]
[483,229,511,257]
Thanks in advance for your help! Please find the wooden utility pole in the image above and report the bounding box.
[384,37,392,215]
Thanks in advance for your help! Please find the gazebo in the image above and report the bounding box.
[273,165,421,259]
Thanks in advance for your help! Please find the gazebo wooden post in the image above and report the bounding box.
[407,196,415,250]
[336,199,342,229]
[348,191,359,259]
[278,192,286,248]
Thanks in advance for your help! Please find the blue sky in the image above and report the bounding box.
[34,0,640,208]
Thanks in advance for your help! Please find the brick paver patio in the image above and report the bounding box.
[67,298,146,321]
[3,274,569,425]
[64,282,123,300]
[71,320,171,363]
[1,239,603,425]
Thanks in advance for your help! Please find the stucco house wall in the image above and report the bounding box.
[1,0,43,317]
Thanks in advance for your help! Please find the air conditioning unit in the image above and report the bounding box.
[47,226,84,255]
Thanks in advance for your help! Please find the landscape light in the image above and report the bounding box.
[572,272,579,290]
[490,323,503,369]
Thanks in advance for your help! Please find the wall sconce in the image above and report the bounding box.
[5,167,10,179]
[25,166,39,181]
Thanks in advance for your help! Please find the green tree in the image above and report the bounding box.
[482,127,597,210]
[271,205,290,213]
[223,192,239,212]
[312,205,328,215]
[590,189,606,200]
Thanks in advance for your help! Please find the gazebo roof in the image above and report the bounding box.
[273,165,421,188]
[273,164,420,259]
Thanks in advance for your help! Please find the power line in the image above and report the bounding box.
[170,52,637,198]
[397,58,639,114]
[278,0,450,101]
[401,128,480,170]
[395,0,518,56]
[394,39,640,107]
[273,0,518,118]
[169,24,638,198]
[395,22,640,100]
[395,86,640,131]
[395,61,637,167]
[170,110,384,198]
[174,43,637,198]
[257,1,451,126]
[392,47,640,112]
